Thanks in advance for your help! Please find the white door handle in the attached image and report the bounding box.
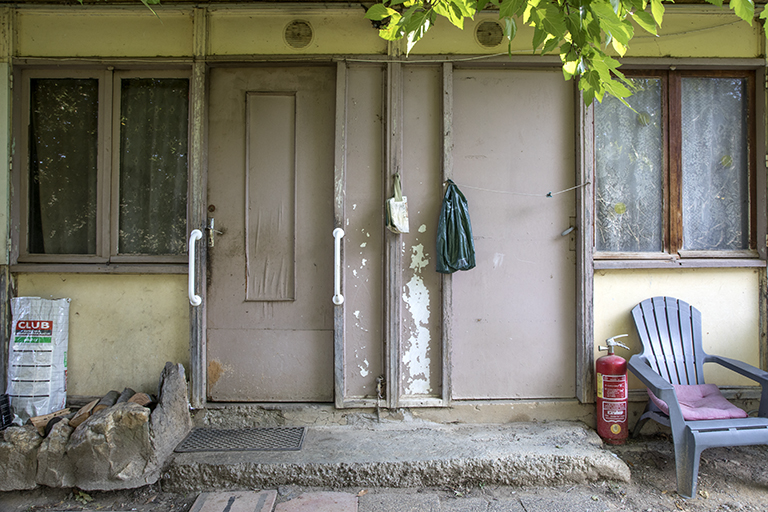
[333,228,344,305]
[189,229,203,306]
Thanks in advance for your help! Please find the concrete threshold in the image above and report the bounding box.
[160,421,630,492]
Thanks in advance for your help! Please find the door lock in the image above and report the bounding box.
[207,218,223,247]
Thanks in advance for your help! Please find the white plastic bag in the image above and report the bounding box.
[7,297,70,424]
[386,173,409,234]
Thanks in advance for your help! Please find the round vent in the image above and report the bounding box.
[475,21,504,48]
[284,20,313,49]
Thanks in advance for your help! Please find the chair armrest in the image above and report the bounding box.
[706,355,768,386]
[628,354,689,434]
[707,355,768,417]
[628,354,678,406]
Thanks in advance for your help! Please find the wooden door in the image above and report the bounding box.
[206,66,336,402]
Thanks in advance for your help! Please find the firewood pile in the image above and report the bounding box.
[28,388,157,437]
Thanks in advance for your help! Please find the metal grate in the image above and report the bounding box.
[175,427,305,453]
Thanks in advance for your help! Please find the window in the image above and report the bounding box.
[594,70,757,260]
[16,69,190,266]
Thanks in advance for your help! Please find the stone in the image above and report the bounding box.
[275,492,357,512]
[0,425,43,491]
[191,491,278,512]
[67,401,152,490]
[149,362,193,472]
[36,417,75,488]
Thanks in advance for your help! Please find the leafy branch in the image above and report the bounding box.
[365,0,766,105]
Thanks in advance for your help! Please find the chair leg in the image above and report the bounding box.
[632,413,652,438]
[675,430,702,499]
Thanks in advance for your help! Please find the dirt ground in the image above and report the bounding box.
[1,433,767,511]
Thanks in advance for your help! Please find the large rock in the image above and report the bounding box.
[2,362,193,491]
[67,402,153,490]
[150,362,193,469]
[36,418,75,488]
[0,425,43,491]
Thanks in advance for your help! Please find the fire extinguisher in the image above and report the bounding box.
[596,334,630,445]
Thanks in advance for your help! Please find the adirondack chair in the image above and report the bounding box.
[629,296,768,498]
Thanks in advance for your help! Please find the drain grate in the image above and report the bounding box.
[175,427,305,453]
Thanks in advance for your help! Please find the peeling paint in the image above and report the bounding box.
[361,258,367,267]
[418,224,427,233]
[402,243,432,395]
[359,359,370,377]
[493,253,505,268]
[360,242,367,248]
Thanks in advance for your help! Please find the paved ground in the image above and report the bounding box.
[2,428,768,511]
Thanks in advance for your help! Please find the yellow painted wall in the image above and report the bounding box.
[10,5,761,59]
[208,9,387,55]
[15,7,193,57]
[594,268,761,388]
[15,274,189,397]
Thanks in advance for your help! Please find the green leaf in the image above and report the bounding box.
[532,26,548,50]
[650,0,665,26]
[366,4,397,20]
[591,0,634,47]
[378,12,405,39]
[404,10,433,53]
[477,0,491,10]
[499,0,527,19]
[503,16,518,40]
[729,0,754,24]
[541,2,568,39]
[451,0,476,17]
[541,34,560,54]
[704,0,725,6]
[631,10,657,35]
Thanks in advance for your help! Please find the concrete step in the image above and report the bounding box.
[161,421,629,492]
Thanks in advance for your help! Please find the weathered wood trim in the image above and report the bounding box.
[189,6,208,409]
[441,62,453,406]
[576,87,595,404]
[0,266,9,394]
[760,63,768,373]
[386,59,403,409]
[333,60,347,409]
[760,269,767,372]
[10,264,188,274]
[594,259,767,270]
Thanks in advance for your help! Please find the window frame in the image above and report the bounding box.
[592,68,762,265]
[12,67,192,269]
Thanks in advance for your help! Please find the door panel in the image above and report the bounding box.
[206,66,336,402]
[450,68,577,399]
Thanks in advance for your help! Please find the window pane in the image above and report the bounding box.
[595,78,664,252]
[681,77,749,251]
[118,78,189,255]
[29,79,99,254]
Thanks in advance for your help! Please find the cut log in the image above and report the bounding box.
[29,408,70,435]
[127,392,154,408]
[92,390,120,414]
[69,398,99,429]
[115,388,136,404]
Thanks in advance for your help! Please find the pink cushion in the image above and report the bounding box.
[648,384,748,421]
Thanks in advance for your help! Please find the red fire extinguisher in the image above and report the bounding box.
[596,334,630,445]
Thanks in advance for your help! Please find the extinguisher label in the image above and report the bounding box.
[602,401,627,423]
[597,374,627,400]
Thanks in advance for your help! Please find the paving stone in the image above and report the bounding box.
[486,497,527,512]
[275,491,357,512]
[358,492,440,512]
[440,496,489,511]
[189,490,277,512]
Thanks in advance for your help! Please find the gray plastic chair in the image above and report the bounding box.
[629,296,768,498]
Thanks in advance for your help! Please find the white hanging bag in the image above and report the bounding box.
[386,173,409,234]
